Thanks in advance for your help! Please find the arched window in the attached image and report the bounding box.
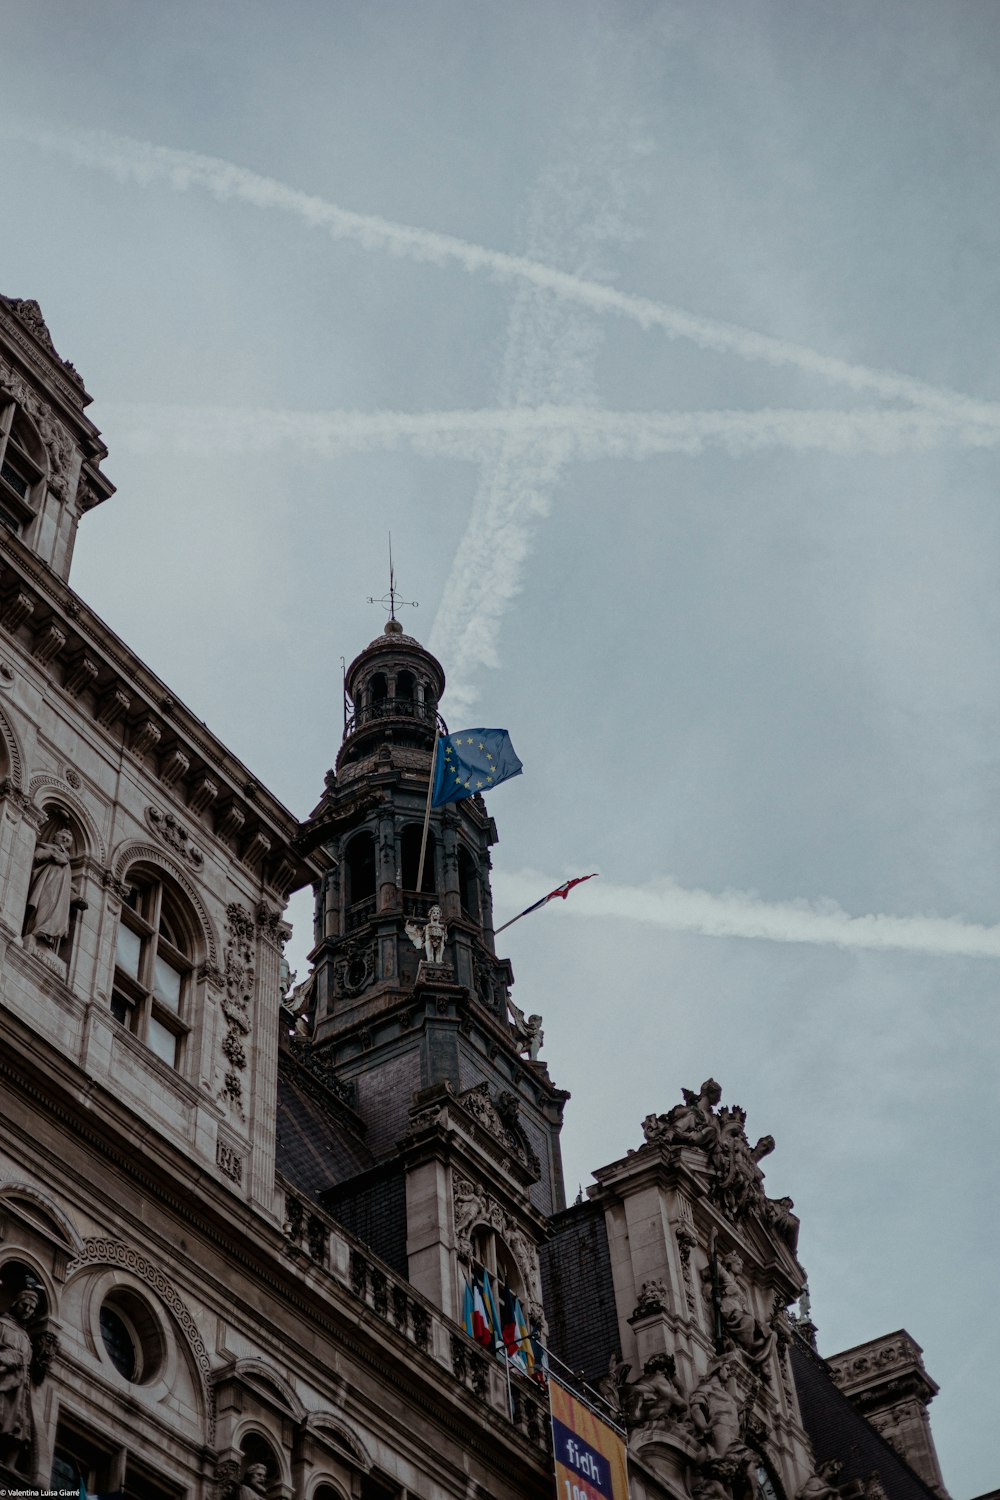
[345,831,376,906]
[395,670,415,711]
[110,869,195,1069]
[458,846,479,921]
[0,404,44,535]
[368,673,387,715]
[400,825,436,894]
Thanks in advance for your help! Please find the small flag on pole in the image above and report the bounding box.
[432,729,523,807]
[495,874,598,935]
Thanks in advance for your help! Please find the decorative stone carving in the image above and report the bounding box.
[129,716,162,759]
[256,901,289,949]
[405,903,447,963]
[624,1352,691,1433]
[2,592,34,633]
[796,1460,842,1500]
[597,1351,632,1419]
[95,685,130,729]
[689,1357,747,1465]
[220,904,256,1113]
[632,1279,671,1318]
[145,805,204,868]
[213,1458,240,1500]
[451,1175,543,1322]
[31,622,66,668]
[22,827,86,955]
[334,937,375,998]
[238,1461,269,1499]
[676,1224,698,1315]
[158,747,190,788]
[702,1250,774,1370]
[216,1139,243,1183]
[63,653,98,699]
[643,1080,779,1228]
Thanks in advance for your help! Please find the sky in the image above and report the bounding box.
[2,4,999,1493]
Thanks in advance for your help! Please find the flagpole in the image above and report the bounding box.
[494,907,530,937]
[415,723,440,898]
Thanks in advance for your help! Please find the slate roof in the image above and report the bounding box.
[539,1200,620,1384]
[276,1045,376,1199]
[791,1338,943,1500]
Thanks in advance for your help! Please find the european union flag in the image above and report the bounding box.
[432,729,522,807]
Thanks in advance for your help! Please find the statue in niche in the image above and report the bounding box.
[598,1351,631,1418]
[239,1461,269,1499]
[405,903,447,964]
[22,826,86,955]
[0,1287,40,1465]
[706,1251,774,1367]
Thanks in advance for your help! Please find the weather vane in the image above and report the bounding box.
[367,533,417,622]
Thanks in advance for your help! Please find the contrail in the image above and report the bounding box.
[101,401,1000,460]
[492,869,1000,961]
[17,124,1000,428]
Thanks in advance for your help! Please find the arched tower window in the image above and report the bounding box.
[401,825,436,894]
[368,673,387,715]
[395,669,415,709]
[110,867,196,1069]
[457,846,479,922]
[0,404,44,536]
[345,831,376,907]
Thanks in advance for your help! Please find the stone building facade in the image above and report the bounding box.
[0,296,970,1500]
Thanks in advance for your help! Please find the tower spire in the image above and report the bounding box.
[367,532,417,633]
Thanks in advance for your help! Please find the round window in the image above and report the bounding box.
[98,1291,163,1384]
[100,1305,137,1379]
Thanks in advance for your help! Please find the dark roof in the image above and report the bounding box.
[276,1049,376,1198]
[791,1338,942,1500]
[540,1200,620,1384]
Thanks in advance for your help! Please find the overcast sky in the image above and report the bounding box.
[3,5,999,1493]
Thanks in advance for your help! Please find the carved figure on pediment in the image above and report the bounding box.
[643,1078,723,1151]
[690,1472,733,1500]
[0,1288,39,1464]
[689,1358,744,1462]
[405,904,447,963]
[795,1460,841,1500]
[765,1195,800,1251]
[703,1253,774,1368]
[714,1113,773,1220]
[598,1351,631,1418]
[624,1352,690,1433]
[22,827,85,953]
[453,1178,488,1256]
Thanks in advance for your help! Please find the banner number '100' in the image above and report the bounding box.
[549,1376,630,1500]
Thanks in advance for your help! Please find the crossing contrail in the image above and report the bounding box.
[492,870,1000,960]
[17,124,1000,428]
[102,401,998,460]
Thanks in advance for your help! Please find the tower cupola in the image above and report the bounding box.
[337,619,445,774]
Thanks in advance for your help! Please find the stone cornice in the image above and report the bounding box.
[0,533,322,895]
[0,297,95,414]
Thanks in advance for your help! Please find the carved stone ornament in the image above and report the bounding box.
[451,1175,543,1323]
[216,1138,244,1183]
[701,1250,774,1371]
[623,1351,691,1436]
[795,1459,842,1500]
[219,904,256,1113]
[404,903,448,963]
[256,900,289,948]
[642,1079,778,1228]
[0,354,75,495]
[144,805,204,868]
[631,1279,670,1319]
[458,1082,528,1164]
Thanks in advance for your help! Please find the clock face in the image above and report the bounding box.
[756,1464,780,1500]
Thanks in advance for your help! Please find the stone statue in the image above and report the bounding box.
[405,904,447,964]
[796,1459,842,1500]
[239,1460,269,1499]
[22,828,84,953]
[453,1177,487,1254]
[689,1357,743,1461]
[765,1195,801,1252]
[633,1278,670,1317]
[522,1014,544,1061]
[703,1252,774,1367]
[624,1352,690,1432]
[0,1288,39,1463]
[598,1351,631,1417]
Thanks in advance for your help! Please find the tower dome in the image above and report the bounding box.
[337,619,446,772]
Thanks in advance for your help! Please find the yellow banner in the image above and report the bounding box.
[550,1375,629,1500]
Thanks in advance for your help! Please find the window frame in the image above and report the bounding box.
[110,875,193,1070]
[0,400,44,537]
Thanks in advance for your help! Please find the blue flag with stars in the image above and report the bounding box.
[432,729,523,806]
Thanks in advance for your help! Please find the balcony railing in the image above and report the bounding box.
[344,699,447,738]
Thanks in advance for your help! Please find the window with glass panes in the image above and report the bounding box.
[111,873,192,1068]
[0,401,45,535]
